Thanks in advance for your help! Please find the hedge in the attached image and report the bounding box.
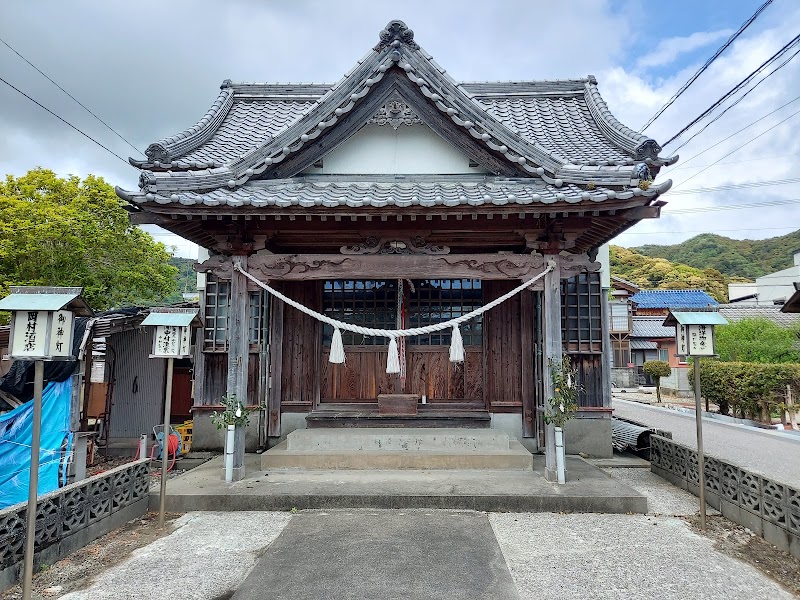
[689,361,800,420]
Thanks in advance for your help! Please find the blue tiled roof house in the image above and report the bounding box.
[630,289,718,312]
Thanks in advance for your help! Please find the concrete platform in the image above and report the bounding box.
[262,428,533,470]
[150,454,648,514]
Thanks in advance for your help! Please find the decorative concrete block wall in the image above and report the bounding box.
[0,459,150,592]
[650,435,799,558]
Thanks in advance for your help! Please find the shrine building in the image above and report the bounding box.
[116,20,675,474]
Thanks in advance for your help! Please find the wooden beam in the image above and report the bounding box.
[197,252,552,283]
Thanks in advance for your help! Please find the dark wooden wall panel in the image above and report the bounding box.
[404,347,481,402]
[571,353,603,408]
[280,281,321,410]
[321,347,391,401]
[203,353,227,406]
[483,281,527,412]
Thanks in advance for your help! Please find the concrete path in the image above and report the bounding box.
[232,511,519,600]
[614,398,800,485]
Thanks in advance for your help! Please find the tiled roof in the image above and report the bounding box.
[122,20,675,198]
[631,317,675,339]
[630,339,658,350]
[479,96,632,165]
[630,289,718,309]
[118,176,672,208]
[718,304,800,327]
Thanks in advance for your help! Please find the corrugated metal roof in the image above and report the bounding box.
[141,309,199,327]
[631,317,675,338]
[0,291,80,311]
[664,312,728,326]
[630,289,717,309]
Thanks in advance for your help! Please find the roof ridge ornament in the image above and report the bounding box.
[375,20,419,51]
[368,94,421,129]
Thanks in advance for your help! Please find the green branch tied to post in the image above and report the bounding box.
[544,355,581,429]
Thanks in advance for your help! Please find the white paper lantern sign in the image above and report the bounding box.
[141,308,200,359]
[663,310,728,358]
[0,287,92,360]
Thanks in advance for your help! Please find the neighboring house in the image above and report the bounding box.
[116,20,675,458]
[728,250,800,305]
[610,289,717,395]
[0,307,196,455]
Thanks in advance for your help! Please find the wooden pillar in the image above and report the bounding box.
[520,289,536,438]
[226,255,249,407]
[267,296,284,438]
[542,256,561,482]
[601,284,612,408]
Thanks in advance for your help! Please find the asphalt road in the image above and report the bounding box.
[613,398,800,486]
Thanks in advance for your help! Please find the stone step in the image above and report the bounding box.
[286,428,511,452]
[262,428,533,471]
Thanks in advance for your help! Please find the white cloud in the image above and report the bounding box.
[597,7,800,248]
[636,29,734,69]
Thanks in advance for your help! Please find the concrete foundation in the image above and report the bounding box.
[192,409,613,458]
[192,409,261,452]
[262,428,533,470]
[152,454,648,513]
[564,416,613,458]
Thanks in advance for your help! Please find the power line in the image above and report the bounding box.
[671,106,800,190]
[659,95,800,177]
[0,75,131,166]
[640,0,773,132]
[668,177,800,196]
[0,36,144,157]
[663,32,800,147]
[666,197,800,214]
[670,45,800,154]
[666,152,800,171]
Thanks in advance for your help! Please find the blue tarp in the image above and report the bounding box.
[0,379,73,509]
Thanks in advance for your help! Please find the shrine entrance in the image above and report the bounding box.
[319,278,484,406]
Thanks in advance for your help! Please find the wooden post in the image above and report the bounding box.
[267,296,284,438]
[520,289,535,438]
[227,255,249,407]
[542,257,561,482]
[600,285,612,409]
[787,384,798,430]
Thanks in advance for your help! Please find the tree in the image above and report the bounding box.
[0,169,178,315]
[714,318,800,363]
[643,360,671,403]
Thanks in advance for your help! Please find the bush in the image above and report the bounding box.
[643,360,671,403]
[689,361,800,421]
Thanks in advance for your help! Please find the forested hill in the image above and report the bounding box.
[610,246,729,302]
[633,230,800,280]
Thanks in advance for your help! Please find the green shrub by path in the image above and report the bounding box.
[643,360,671,403]
[689,361,800,421]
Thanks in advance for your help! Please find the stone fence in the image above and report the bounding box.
[0,459,150,592]
[650,435,799,558]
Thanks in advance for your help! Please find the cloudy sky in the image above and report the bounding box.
[1,0,798,258]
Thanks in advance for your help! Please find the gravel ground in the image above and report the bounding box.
[489,512,795,600]
[602,467,719,516]
[57,512,291,600]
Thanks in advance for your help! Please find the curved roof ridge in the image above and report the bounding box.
[132,20,675,196]
[583,79,677,167]
[138,84,235,165]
